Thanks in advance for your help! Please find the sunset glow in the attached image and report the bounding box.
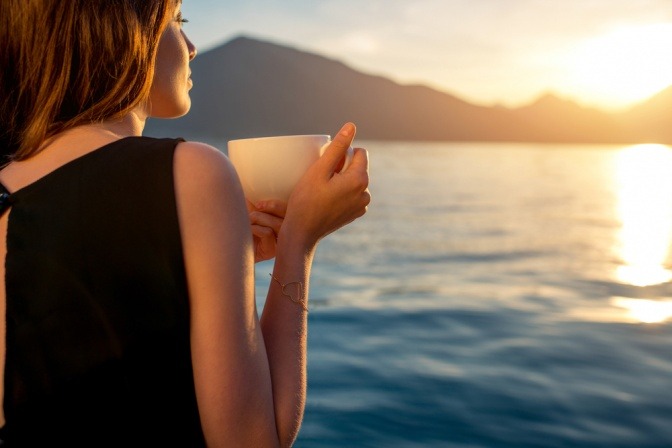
[181,0,672,111]
[566,24,672,109]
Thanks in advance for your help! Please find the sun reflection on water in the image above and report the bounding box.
[614,145,672,287]
[600,145,672,324]
[611,297,672,324]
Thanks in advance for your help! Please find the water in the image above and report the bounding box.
[252,141,672,447]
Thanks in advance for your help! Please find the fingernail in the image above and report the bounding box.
[340,123,354,137]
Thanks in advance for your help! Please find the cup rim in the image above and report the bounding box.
[228,134,330,144]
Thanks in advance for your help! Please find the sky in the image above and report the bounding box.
[180,0,672,111]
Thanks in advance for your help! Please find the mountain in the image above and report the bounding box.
[145,36,672,144]
[510,93,631,143]
[619,86,672,143]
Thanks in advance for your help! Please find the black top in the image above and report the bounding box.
[0,137,205,446]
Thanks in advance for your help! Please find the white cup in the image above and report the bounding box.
[228,134,353,204]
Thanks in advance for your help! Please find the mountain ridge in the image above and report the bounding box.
[146,35,672,144]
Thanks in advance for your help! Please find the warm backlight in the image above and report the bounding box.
[567,24,672,109]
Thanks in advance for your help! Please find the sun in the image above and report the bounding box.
[566,24,672,110]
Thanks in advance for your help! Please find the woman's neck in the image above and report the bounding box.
[83,109,147,139]
[36,108,147,153]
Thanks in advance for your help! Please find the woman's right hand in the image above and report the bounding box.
[280,122,370,248]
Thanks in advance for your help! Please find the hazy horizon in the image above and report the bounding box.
[180,0,672,112]
[197,33,672,114]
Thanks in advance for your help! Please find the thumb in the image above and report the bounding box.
[319,123,356,174]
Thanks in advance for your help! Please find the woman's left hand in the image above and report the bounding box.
[248,200,287,262]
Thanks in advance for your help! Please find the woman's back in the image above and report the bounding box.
[0,136,205,446]
[0,2,370,444]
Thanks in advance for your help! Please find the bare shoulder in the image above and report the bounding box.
[172,140,247,227]
[173,140,238,189]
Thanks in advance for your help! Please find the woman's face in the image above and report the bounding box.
[147,2,197,118]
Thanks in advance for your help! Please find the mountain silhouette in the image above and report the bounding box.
[146,35,672,144]
[619,86,672,143]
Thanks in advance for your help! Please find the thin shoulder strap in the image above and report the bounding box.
[0,181,12,217]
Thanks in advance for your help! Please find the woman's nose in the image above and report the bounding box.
[183,31,197,61]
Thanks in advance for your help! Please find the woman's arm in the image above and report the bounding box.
[174,123,369,447]
[174,141,279,446]
[258,123,370,444]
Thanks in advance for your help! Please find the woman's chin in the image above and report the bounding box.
[150,100,192,120]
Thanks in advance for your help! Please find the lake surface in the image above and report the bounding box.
[251,141,672,447]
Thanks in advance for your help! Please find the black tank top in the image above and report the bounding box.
[0,137,205,446]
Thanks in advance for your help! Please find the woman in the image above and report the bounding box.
[0,0,370,446]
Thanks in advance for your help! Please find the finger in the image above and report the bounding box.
[246,199,258,213]
[255,199,287,218]
[251,224,277,241]
[342,147,368,173]
[249,211,283,234]
[319,122,356,174]
[251,225,277,262]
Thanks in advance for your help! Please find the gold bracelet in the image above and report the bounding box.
[270,274,308,312]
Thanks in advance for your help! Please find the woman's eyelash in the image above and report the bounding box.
[176,13,189,24]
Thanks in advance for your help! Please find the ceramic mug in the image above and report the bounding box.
[228,134,354,204]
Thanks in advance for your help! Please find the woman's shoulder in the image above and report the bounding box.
[172,139,247,229]
[173,140,228,165]
[173,140,240,191]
